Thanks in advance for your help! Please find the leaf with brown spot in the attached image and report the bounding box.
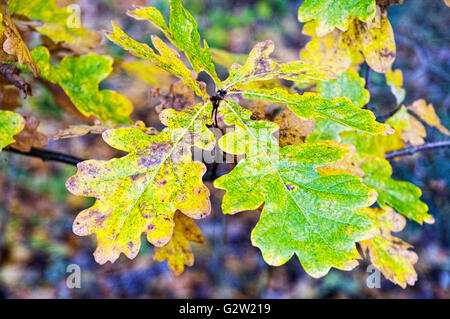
[66,103,213,264]
[153,80,197,114]
[153,211,203,275]
[300,21,363,75]
[11,115,48,152]
[347,7,396,73]
[224,40,334,90]
[360,207,419,288]
[274,108,315,147]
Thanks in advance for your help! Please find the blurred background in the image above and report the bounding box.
[0,0,448,298]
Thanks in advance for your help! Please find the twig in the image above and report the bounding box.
[386,141,450,159]
[4,147,84,165]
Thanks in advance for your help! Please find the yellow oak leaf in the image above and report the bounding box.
[0,14,40,76]
[408,99,450,136]
[153,211,203,275]
[346,6,396,73]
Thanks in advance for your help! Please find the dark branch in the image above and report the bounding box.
[386,141,450,159]
[4,147,84,166]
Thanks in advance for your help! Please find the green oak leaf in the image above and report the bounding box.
[105,23,207,99]
[361,158,434,224]
[308,70,370,142]
[298,0,376,36]
[66,102,213,264]
[317,70,370,108]
[339,131,384,160]
[238,88,390,135]
[0,110,25,151]
[30,46,132,124]
[127,0,221,85]
[214,100,376,277]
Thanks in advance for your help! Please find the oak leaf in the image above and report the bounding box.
[127,0,221,85]
[361,158,434,224]
[215,100,376,277]
[360,207,419,288]
[105,23,207,100]
[0,110,24,151]
[30,46,133,124]
[153,211,203,275]
[407,99,450,136]
[298,0,377,36]
[11,115,48,152]
[0,13,40,77]
[239,88,390,135]
[66,103,213,264]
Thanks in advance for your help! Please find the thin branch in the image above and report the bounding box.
[4,147,84,166]
[386,141,450,159]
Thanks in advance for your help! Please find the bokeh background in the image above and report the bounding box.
[0,0,448,298]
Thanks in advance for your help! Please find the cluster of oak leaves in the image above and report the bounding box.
[0,0,449,289]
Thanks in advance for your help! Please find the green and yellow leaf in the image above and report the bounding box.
[0,110,25,151]
[127,0,221,85]
[66,102,213,264]
[360,207,419,288]
[308,70,370,142]
[30,46,133,124]
[361,158,434,224]
[214,100,376,278]
[298,0,377,36]
[239,88,390,135]
[105,23,207,99]
[224,40,333,90]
